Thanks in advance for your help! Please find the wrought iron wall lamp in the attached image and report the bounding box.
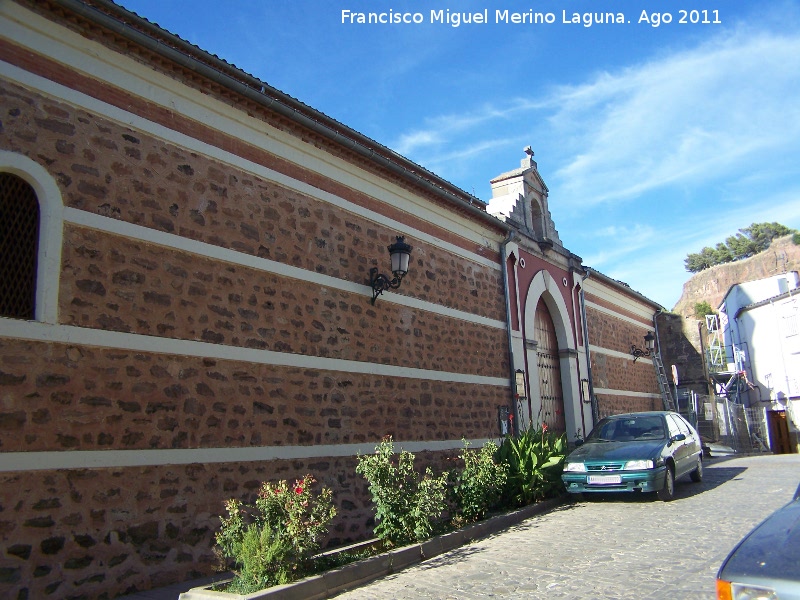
[369,236,412,304]
[630,331,655,363]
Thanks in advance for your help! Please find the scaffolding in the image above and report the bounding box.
[701,314,770,454]
[705,314,726,372]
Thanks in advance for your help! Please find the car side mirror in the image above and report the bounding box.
[575,439,584,447]
[670,433,686,445]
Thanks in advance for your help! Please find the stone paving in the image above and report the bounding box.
[332,454,800,600]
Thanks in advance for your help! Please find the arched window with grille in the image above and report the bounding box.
[0,172,40,320]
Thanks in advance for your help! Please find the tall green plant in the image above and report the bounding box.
[450,439,508,525]
[496,425,567,506]
[214,474,336,593]
[356,437,448,547]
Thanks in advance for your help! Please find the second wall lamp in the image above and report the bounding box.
[370,236,412,304]
[630,331,655,363]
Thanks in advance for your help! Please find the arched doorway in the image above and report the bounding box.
[533,297,566,433]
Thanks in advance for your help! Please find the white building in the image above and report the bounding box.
[718,272,800,452]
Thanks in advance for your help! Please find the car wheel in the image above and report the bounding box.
[690,456,703,483]
[657,466,675,501]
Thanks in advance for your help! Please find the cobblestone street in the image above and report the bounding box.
[333,454,800,600]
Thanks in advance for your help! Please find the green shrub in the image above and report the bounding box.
[496,425,567,506]
[450,439,508,525]
[356,437,448,547]
[214,474,336,593]
[694,301,715,319]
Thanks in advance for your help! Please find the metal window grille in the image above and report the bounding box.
[0,173,39,320]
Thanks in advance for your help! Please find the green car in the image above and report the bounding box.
[561,411,704,501]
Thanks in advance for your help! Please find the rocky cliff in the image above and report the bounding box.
[672,235,800,318]
[663,235,800,372]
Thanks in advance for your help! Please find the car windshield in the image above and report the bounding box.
[586,415,666,442]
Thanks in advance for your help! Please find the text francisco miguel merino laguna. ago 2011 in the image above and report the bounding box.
[341,8,723,28]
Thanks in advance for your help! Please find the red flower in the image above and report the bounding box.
[542,423,548,432]
[294,486,303,495]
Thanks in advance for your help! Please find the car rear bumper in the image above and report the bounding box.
[561,466,667,493]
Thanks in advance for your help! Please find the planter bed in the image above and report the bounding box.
[179,495,566,600]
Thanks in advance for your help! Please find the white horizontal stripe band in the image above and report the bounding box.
[64,208,506,330]
[588,344,646,361]
[0,52,501,269]
[593,387,662,399]
[0,319,509,387]
[0,438,495,472]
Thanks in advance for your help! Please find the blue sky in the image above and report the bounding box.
[118,0,800,309]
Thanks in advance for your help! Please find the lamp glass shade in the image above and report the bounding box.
[644,332,655,351]
[388,237,412,276]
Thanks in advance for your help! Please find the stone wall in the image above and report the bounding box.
[656,311,709,397]
[584,287,662,419]
[0,338,507,453]
[0,5,511,598]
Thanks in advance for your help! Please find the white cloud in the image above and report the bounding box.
[394,130,442,155]
[385,18,800,308]
[391,26,800,212]
[580,224,656,265]
[588,190,800,308]
[391,99,544,158]
[550,30,800,206]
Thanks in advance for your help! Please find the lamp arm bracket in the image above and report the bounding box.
[370,267,405,304]
[630,344,653,363]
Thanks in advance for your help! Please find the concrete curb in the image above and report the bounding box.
[178,496,567,600]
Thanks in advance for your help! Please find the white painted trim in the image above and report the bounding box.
[0,151,63,324]
[521,269,581,441]
[65,208,506,330]
[588,344,641,361]
[585,299,653,329]
[593,387,662,400]
[0,438,496,472]
[583,283,656,322]
[0,319,510,387]
[0,9,502,266]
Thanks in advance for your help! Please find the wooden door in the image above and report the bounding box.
[768,410,792,454]
[534,298,565,433]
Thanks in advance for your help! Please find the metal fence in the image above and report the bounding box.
[678,391,771,454]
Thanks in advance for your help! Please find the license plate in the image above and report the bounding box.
[587,474,622,485]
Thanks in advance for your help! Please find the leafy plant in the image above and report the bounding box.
[496,425,567,506]
[214,474,336,593]
[450,439,508,525]
[694,301,715,319]
[356,436,448,547]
